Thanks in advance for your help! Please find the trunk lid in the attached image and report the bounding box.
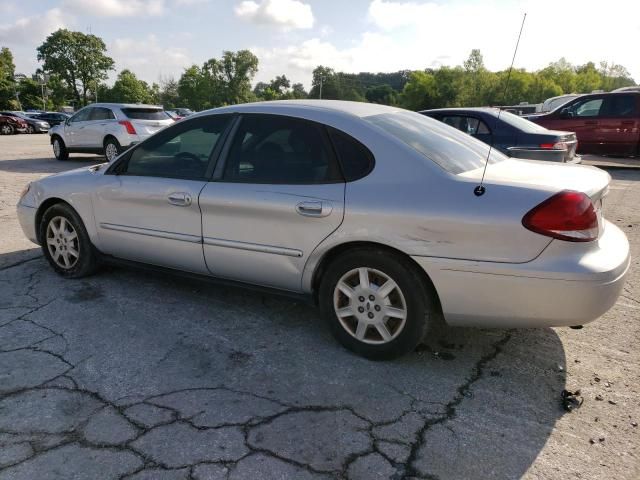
[120,107,173,138]
[461,159,610,202]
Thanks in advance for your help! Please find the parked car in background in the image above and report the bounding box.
[173,108,194,117]
[612,86,640,93]
[29,112,70,127]
[541,94,582,113]
[421,107,579,163]
[165,110,181,121]
[0,111,49,134]
[0,114,28,135]
[528,92,640,156]
[48,103,174,162]
[17,101,629,359]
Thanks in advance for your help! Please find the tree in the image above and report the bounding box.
[102,69,155,103]
[400,71,437,110]
[0,47,17,109]
[158,76,180,109]
[575,62,602,93]
[365,84,397,105]
[290,83,307,99]
[37,29,114,106]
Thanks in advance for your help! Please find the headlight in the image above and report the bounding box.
[39,122,49,127]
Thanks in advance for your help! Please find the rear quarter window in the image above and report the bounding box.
[328,127,374,181]
[121,108,169,120]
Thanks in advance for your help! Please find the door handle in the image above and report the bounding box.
[167,192,192,206]
[621,120,635,125]
[296,201,332,217]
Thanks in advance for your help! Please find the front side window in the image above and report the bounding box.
[121,115,231,180]
[569,98,604,117]
[71,108,92,123]
[222,114,343,184]
[364,110,506,174]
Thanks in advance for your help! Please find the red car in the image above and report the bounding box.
[0,114,28,135]
[528,92,640,156]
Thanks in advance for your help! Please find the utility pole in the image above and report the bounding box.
[318,76,324,99]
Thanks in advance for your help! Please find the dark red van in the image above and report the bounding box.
[528,92,640,156]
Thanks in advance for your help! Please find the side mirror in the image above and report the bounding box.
[559,108,573,119]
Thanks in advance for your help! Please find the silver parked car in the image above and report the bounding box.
[17,101,630,359]
[48,103,174,162]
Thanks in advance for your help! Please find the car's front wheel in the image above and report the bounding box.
[319,248,439,360]
[40,203,99,278]
[52,137,69,160]
[1,124,14,135]
[27,125,35,134]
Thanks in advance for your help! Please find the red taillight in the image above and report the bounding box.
[119,120,136,134]
[539,142,566,150]
[522,191,598,242]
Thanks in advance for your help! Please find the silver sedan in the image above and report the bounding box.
[16,100,630,359]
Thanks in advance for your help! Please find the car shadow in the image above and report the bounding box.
[606,168,640,181]
[0,155,105,175]
[1,251,568,478]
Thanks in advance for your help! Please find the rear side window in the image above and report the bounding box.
[364,110,506,174]
[222,114,343,184]
[90,107,115,121]
[441,115,491,135]
[602,95,636,117]
[121,108,169,120]
[328,127,374,181]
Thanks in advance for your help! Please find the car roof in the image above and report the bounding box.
[196,100,404,120]
[420,107,501,117]
[82,103,164,109]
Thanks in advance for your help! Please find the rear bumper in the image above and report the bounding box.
[507,147,572,163]
[413,220,630,328]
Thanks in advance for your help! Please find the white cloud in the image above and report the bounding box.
[255,0,640,89]
[0,8,67,44]
[109,34,192,84]
[63,0,166,17]
[235,0,314,29]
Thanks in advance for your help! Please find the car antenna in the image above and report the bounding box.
[474,12,527,197]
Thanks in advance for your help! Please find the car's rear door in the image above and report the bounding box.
[597,94,640,155]
[92,115,233,273]
[85,107,117,148]
[199,113,345,292]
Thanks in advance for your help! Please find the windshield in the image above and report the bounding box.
[121,108,169,120]
[364,110,506,174]
[497,110,548,133]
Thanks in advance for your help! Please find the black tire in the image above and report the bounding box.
[27,125,35,134]
[319,248,439,360]
[0,123,14,135]
[39,203,99,278]
[104,137,121,162]
[52,136,68,161]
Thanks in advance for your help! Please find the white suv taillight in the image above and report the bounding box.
[119,120,137,134]
[522,190,598,242]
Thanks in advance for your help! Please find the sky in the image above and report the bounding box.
[0,0,638,89]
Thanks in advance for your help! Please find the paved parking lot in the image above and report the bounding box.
[0,134,638,479]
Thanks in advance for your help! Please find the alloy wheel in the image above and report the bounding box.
[333,267,407,344]
[105,143,118,161]
[1,125,11,135]
[53,140,61,157]
[46,216,80,269]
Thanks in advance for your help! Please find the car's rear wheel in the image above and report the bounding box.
[1,124,14,135]
[52,137,68,160]
[27,125,35,134]
[104,138,121,162]
[319,248,438,360]
[40,203,99,278]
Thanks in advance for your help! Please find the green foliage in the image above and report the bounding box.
[101,69,156,104]
[365,84,398,105]
[0,47,17,109]
[254,74,307,101]
[37,29,114,107]
[177,50,259,110]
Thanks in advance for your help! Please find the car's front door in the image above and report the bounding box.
[92,115,232,273]
[199,114,346,291]
[64,107,94,147]
[555,96,604,153]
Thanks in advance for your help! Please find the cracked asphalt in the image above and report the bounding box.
[0,134,639,479]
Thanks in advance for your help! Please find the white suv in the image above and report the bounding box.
[49,103,174,162]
